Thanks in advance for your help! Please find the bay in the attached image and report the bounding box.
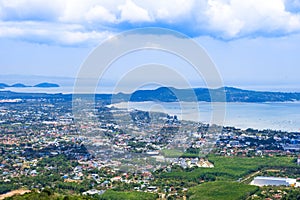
[112,101,300,132]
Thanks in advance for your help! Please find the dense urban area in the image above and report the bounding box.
[0,95,300,200]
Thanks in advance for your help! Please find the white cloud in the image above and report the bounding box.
[135,0,195,23]
[0,21,113,46]
[205,0,244,37]
[58,30,112,45]
[58,0,93,23]
[118,0,152,23]
[1,0,300,45]
[85,5,116,23]
[205,0,300,37]
[0,4,3,18]
[0,0,63,21]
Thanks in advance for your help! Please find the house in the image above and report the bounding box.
[111,176,122,182]
[147,186,157,192]
[30,170,38,176]
[282,144,300,151]
[197,159,214,168]
[83,189,105,195]
[101,180,110,187]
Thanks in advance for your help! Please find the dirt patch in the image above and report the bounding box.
[0,189,31,200]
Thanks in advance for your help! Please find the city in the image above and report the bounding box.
[0,96,299,199]
[1,1,300,199]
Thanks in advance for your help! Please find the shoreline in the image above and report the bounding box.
[111,101,300,133]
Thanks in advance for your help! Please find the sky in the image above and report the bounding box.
[1,0,300,91]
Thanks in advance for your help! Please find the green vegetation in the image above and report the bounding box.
[259,167,300,179]
[0,183,18,195]
[252,186,300,200]
[187,181,258,200]
[2,154,299,200]
[161,148,201,158]
[158,155,299,182]
[100,190,158,200]
[0,155,92,195]
[4,189,94,200]
[4,189,158,200]
[161,149,183,158]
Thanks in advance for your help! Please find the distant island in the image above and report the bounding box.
[11,83,28,88]
[0,82,60,89]
[33,83,60,88]
[113,86,300,103]
[1,86,300,103]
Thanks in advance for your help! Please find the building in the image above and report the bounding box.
[197,159,214,168]
[83,189,105,195]
[251,176,297,187]
[282,144,300,151]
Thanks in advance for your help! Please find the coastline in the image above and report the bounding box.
[112,101,300,133]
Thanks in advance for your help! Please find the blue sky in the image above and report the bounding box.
[1,0,300,91]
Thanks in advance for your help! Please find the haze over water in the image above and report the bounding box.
[113,101,300,132]
[2,83,300,132]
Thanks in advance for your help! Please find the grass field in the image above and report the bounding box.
[159,155,298,181]
[187,181,258,200]
[100,190,158,200]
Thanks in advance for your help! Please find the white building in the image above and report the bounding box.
[83,189,105,195]
[251,176,297,187]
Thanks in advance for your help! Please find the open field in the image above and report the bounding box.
[187,181,258,200]
[159,155,299,181]
[0,189,31,200]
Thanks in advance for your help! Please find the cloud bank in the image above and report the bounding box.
[1,0,300,45]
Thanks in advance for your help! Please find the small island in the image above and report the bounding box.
[0,83,9,88]
[0,82,60,88]
[34,82,60,88]
[11,83,29,88]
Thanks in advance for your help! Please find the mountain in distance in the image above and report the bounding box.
[0,83,9,89]
[118,86,300,103]
[11,83,29,88]
[1,86,300,103]
[0,83,9,87]
[0,82,60,88]
[34,82,60,88]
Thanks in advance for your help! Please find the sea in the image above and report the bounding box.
[2,86,300,132]
[112,101,300,132]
